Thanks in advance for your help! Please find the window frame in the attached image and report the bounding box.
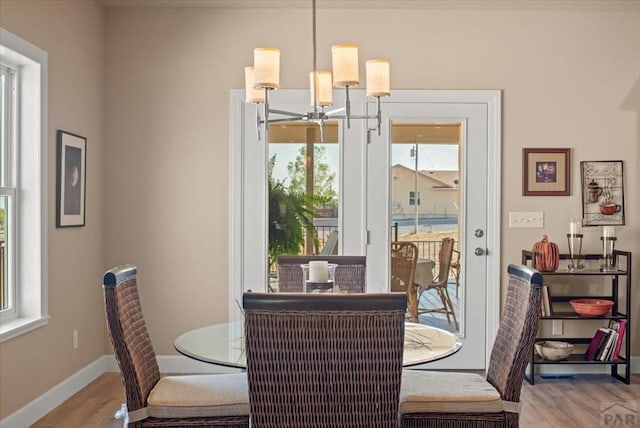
[1,63,17,318]
[0,28,49,342]
[408,190,421,206]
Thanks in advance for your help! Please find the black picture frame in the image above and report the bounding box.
[580,160,625,226]
[56,130,86,228]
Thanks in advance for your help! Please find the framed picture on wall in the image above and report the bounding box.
[581,160,625,226]
[56,130,87,227]
[522,148,571,196]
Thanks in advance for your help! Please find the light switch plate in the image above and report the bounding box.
[509,211,544,228]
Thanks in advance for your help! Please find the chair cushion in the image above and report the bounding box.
[400,370,503,414]
[147,373,249,418]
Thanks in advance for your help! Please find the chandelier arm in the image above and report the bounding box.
[345,86,352,128]
[267,108,308,118]
[256,104,262,141]
[336,114,379,119]
[376,96,382,135]
[264,117,307,124]
[324,107,346,116]
[263,89,270,142]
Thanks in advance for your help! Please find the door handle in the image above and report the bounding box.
[474,247,486,256]
[474,229,484,238]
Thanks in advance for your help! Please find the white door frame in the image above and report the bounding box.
[228,89,501,368]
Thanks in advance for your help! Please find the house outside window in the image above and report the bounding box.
[0,28,48,342]
[408,190,420,206]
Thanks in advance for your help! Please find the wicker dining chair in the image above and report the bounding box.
[102,265,250,428]
[399,264,543,428]
[391,242,419,321]
[416,238,458,329]
[276,255,366,293]
[243,292,407,428]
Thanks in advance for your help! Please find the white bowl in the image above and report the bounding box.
[535,341,574,361]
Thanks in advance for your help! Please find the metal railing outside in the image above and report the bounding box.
[297,222,458,272]
[394,238,458,276]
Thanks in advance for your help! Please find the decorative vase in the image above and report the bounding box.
[532,235,559,272]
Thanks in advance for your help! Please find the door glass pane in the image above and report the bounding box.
[267,121,339,288]
[390,122,461,332]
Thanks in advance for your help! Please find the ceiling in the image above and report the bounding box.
[97,0,639,11]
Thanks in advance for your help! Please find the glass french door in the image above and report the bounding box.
[366,96,498,369]
[230,89,501,370]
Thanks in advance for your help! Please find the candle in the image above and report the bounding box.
[602,226,615,238]
[309,261,329,282]
[569,219,582,235]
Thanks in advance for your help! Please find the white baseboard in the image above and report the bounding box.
[0,356,109,428]
[1,354,637,427]
[0,354,243,428]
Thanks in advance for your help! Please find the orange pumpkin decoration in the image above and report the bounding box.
[532,235,559,272]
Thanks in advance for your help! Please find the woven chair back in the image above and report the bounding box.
[243,292,406,428]
[433,237,454,285]
[486,264,543,405]
[102,265,160,420]
[390,241,418,292]
[276,255,366,293]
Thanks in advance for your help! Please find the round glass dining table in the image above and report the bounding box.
[174,321,461,369]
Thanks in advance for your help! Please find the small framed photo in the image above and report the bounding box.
[522,148,571,196]
[56,130,86,227]
[581,160,625,226]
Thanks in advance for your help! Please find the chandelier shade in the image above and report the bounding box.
[244,0,391,140]
[244,67,265,103]
[253,47,280,89]
[331,44,360,87]
[365,59,391,97]
[310,71,333,107]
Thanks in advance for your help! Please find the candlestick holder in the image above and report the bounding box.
[301,263,337,292]
[600,226,617,272]
[566,219,583,270]
[566,233,584,270]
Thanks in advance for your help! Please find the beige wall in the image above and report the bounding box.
[103,3,639,355]
[0,0,638,420]
[0,0,105,419]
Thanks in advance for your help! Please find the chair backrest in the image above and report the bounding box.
[486,264,542,404]
[390,241,418,292]
[433,237,455,285]
[243,292,406,428]
[276,255,366,293]
[102,265,160,416]
[319,230,339,255]
[450,249,461,270]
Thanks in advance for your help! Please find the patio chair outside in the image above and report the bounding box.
[416,237,458,329]
[319,230,339,255]
[391,241,419,321]
[450,249,461,297]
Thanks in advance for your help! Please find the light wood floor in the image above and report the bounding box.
[31,372,639,428]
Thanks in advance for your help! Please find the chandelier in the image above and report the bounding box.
[244,0,390,141]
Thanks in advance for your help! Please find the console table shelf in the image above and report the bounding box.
[521,249,631,385]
